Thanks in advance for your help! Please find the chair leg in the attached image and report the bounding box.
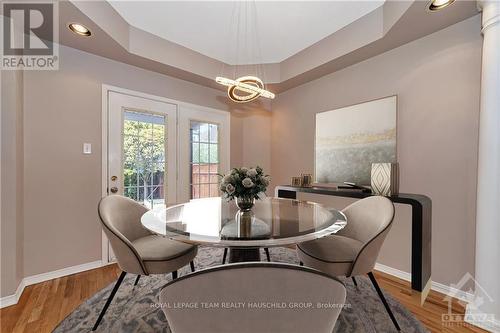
[222,248,228,264]
[92,271,126,331]
[367,272,401,331]
[352,276,358,287]
[134,275,141,286]
[264,248,271,262]
[172,270,178,280]
[190,261,195,272]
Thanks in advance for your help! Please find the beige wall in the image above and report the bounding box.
[21,45,270,277]
[271,16,482,286]
[1,69,24,297]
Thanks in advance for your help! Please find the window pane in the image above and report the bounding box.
[124,187,137,201]
[122,110,166,206]
[209,163,218,174]
[190,121,220,199]
[123,170,137,187]
[200,184,210,197]
[151,165,164,186]
[199,167,210,184]
[191,143,200,163]
[200,123,209,142]
[140,169,151,186]
[199,163,209,174]
[209,144,218,163]
[210,174,219,183]
[191,122,200,142]
[200,143,209,163]
[209,124,218,143]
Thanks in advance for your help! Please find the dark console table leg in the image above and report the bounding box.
[228,248,261,263]
[411,199,432,304]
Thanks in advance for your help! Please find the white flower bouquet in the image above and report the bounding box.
[219,166,270,201]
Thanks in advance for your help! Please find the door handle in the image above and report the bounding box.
[110,187,118,193]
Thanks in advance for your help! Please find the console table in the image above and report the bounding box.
[275,185,432,303]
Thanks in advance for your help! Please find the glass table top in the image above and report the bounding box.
[141,197,347,247]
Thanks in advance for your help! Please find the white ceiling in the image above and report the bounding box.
[108,1,384,65]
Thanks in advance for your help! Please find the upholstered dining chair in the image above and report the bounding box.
[159,262,346,333]
[93,195,198,331]
[297,196,400,331]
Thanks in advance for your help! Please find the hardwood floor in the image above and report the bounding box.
[0,265,488,333]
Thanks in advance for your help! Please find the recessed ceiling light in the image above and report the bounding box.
[427,0,455,11]
[68,23,91,36]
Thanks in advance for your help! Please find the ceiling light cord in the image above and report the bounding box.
[215,0,274,103]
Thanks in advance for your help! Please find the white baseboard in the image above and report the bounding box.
[374,262,474,302]
[375,262,411,281]
[0,260,102,309]
[465,306,500,333]
[22,260,103,286]
[0,279,26,308]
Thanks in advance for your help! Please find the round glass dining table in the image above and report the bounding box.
[141,197,347,263]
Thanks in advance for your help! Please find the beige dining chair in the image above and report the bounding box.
[297,196,400,331]
[93,195,198,331]
[159,262,346,333]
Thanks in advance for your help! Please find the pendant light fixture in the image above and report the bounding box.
[215,1,275,103]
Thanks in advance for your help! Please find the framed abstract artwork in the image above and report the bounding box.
[315,95,397,185]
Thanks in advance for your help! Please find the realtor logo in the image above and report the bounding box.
[1,1,59,70]
[442,272,497,330]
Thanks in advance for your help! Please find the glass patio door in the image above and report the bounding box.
[108,91,177,209]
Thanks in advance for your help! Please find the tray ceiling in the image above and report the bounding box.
[107,0,384,65]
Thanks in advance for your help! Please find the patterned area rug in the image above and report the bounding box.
[54,247,428,332]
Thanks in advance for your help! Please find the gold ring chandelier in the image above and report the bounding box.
[216,76,275,103]
[215,1,274,103]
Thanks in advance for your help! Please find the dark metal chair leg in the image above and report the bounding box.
[222,248,228,264]
[92,271,126,331]
[134,275,141,286]
[264,248,271,262]
[172,270,178,280]
[190,261,195,272]
[352,276,358,287]
[367,272,401,331]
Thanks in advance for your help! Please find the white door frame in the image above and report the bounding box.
[101,84,230,264]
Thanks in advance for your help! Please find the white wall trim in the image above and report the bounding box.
[465,306,500,333]
[374,262,474,302]
[0,260,102,309]
[0,279,26,308]
[101,85,110,264]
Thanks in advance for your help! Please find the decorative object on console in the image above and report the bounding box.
[315,95,397,185]
[301,174,313,187]
[220,166,270,211]
[291,177,303,187]
[371,163,399,196]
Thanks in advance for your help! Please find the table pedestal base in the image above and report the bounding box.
[228,248,261,263]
